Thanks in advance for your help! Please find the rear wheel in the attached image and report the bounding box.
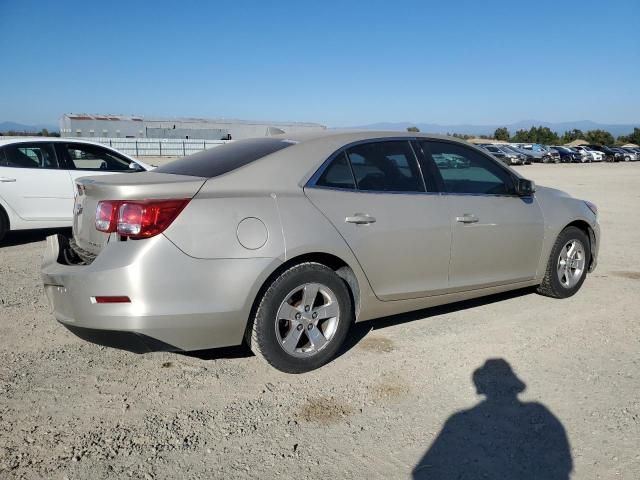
[247,262,353,373]
[538,226,590,299]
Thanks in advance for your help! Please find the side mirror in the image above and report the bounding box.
[129,162,144,171]
[515,178,536,196]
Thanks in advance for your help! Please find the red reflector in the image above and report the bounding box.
[93,296,131,304]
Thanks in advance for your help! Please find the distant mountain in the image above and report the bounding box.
[351,120,638,137]
[0,121,59,133]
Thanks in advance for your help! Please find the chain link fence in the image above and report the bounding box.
[78,137,230,157]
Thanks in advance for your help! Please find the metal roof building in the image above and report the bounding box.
[59,114,326,140]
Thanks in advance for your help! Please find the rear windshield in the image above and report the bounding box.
[155,138,296,177]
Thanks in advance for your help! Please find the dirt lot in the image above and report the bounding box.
[1,163,639,479]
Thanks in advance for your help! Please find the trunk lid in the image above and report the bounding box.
[73,172,206,256]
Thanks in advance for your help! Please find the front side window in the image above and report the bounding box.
[64,144,133,171]
[346,141,424,192]
[1,143,58,169]
[422,141,514,195]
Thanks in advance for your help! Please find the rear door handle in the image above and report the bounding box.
[456,214,479,224]
[0,177,16,182]
[345,214,376,225]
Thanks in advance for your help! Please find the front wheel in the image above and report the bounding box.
[247,262,353,373]
[537,226,590,299]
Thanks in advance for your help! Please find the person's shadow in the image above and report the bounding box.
[413,358,572,479]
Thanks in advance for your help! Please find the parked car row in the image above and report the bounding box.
[478,143,560,165]
[551,145,640,163]
[478,142,640,165]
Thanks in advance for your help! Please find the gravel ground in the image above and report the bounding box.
[1,162,639,479]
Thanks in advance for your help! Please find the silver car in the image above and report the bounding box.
[42,132,600,373]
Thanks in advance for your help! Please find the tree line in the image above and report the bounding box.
[0,129,60,137]
[406,126,640,146]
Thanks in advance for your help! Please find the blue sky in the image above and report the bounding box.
[0,0,638,127]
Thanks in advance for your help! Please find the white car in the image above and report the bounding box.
[575,146,604,162]
[0,137,152,241]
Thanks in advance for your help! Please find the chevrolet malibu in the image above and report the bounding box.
[42,132,600,373]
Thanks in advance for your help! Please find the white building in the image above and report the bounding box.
[59,114,326,140]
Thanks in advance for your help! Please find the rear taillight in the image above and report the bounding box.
[95,200,119,233]
[95,199,189,239]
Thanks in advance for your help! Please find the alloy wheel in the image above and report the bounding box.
[556,239,586,289]
[275,283,340,358]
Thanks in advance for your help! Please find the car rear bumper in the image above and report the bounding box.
[62,324,180,353]
[41,234,280,351]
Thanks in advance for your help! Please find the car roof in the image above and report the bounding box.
[189,130,521,194]
[0,136,111,148]
[273,129,457,144]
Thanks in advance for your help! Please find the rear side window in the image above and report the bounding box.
[346,141,424,192]
[1,143,59,169]
[155,138,296,177]
[316,152,356,190]
[63,143,134,171]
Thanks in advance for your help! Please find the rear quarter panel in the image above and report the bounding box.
[164,182,377,321]
[163,190,285,259]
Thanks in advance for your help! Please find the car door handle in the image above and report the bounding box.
[456,214,479,224]
[0,177,16,182]
[345,214,376,225]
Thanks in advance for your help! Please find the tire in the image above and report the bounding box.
[537,226,590,299]
[247,262,353,373]
[0,207,8,243]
